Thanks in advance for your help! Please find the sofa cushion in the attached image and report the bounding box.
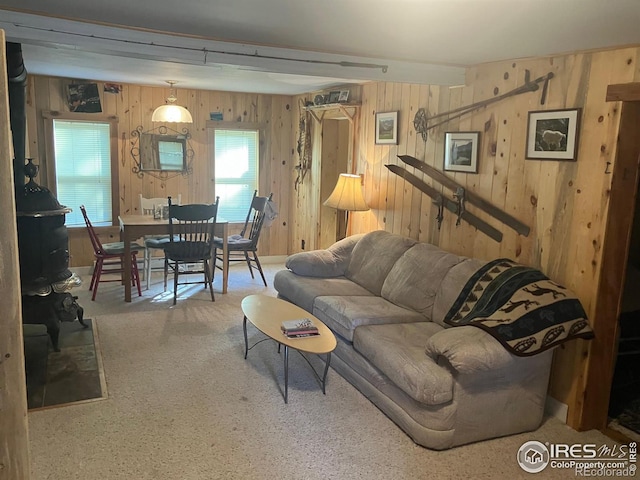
[345,231,417,295]
[425,326,515,374]
[285,234,364,278]
[312,295,425,342]
[431,258,485,328]
[381,243,463,320]
[353,322,453,405]
[273,271,373,313]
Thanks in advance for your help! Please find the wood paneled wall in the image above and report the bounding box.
[291,47,640,429]
[24,75,293,266]
[355,48,639,428]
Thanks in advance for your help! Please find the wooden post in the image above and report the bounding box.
[0,30,31,479]
[576,91,640,431]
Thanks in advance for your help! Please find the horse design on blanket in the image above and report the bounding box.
[444,259,594,356]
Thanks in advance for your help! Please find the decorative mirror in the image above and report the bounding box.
[131,125,194,180]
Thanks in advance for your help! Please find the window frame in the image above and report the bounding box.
[207,121,263,223]
[43,112,120,226]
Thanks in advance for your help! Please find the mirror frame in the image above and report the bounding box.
[131,125,194,180]
[140,133,186,171]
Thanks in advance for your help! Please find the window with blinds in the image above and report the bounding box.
[213,129,259,222]
[53,120,112,226]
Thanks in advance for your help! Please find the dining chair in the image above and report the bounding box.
[139,193,182,289]
[80,205,144,301]
[163,197,220,305]
[214,191,273,286]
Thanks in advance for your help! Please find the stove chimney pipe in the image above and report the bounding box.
[6,42,27,193]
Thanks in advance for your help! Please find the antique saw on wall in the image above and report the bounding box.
[398,155,530,236]
[413,70,554,142]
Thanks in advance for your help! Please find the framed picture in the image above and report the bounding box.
[444,132,480,173]
[338,90,350,103]
[375,111,398,145]
[103,82,122,94]
[526,108,581,160]
[328,91,341,103]
[67,83,102,113]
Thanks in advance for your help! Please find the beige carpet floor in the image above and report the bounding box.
[28,264,622,479]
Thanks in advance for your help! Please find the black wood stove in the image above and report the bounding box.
[8,42,85,351]
[16,160,86,351]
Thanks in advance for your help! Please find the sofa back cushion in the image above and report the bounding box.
[345,231,417,295]
[381,243,463,319]
[285,234,364,277]
[431,258,485,328]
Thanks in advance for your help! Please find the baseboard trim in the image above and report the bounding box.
[545,395,568,423]
[259,255,287,264]
[71,255,286,276]
[71,266,93,276]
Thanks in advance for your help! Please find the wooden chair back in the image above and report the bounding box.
[139,194,182,215]
[79,205,106,255]
[239,191,273,249]
[166,197,220,261]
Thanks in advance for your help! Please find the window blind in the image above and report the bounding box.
[214,129,259,222]
[53,120,112,226]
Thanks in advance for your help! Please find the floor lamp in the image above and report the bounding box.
[323,173,369,240]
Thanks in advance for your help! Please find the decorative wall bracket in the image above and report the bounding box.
[131,125,194,181]
[303,103,360,125]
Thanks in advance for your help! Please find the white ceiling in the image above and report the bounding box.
[1,0,640,95]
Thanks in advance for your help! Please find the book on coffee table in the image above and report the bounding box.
[280,318,318,338]
[282,318,317,332]
[281,318,320,338]
[283,330,320,338]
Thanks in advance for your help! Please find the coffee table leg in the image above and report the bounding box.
[243,315,249,359]
[322,352,331,394]
[284,345,289,404]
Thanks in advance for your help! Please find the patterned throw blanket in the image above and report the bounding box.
[444,259,594,356]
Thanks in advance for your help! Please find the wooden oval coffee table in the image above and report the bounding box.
[241,294,337,403]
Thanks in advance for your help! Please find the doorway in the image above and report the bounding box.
[582,95,640,439]
[608,162,640,440]
[318,118,351,249]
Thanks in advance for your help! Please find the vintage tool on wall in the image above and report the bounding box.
[398,155,531,236]
[295,99,313,190]
[385,164,503,242]
[413,70,554,142]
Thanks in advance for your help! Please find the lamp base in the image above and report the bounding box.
[336,210,348,240]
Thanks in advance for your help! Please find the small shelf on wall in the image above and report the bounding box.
[304,103,361,124]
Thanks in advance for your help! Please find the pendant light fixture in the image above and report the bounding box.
[151,80,193,123]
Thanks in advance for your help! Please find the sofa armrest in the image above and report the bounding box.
[285,234,364,277]
[425,326,516,374]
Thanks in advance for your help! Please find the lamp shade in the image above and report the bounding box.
[151,104,193,123]
[324,174,369,211]
[152,81,193,123]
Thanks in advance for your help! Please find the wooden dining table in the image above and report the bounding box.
[118,215,229,302]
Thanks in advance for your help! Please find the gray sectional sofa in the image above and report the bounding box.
[273,230,554,450]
